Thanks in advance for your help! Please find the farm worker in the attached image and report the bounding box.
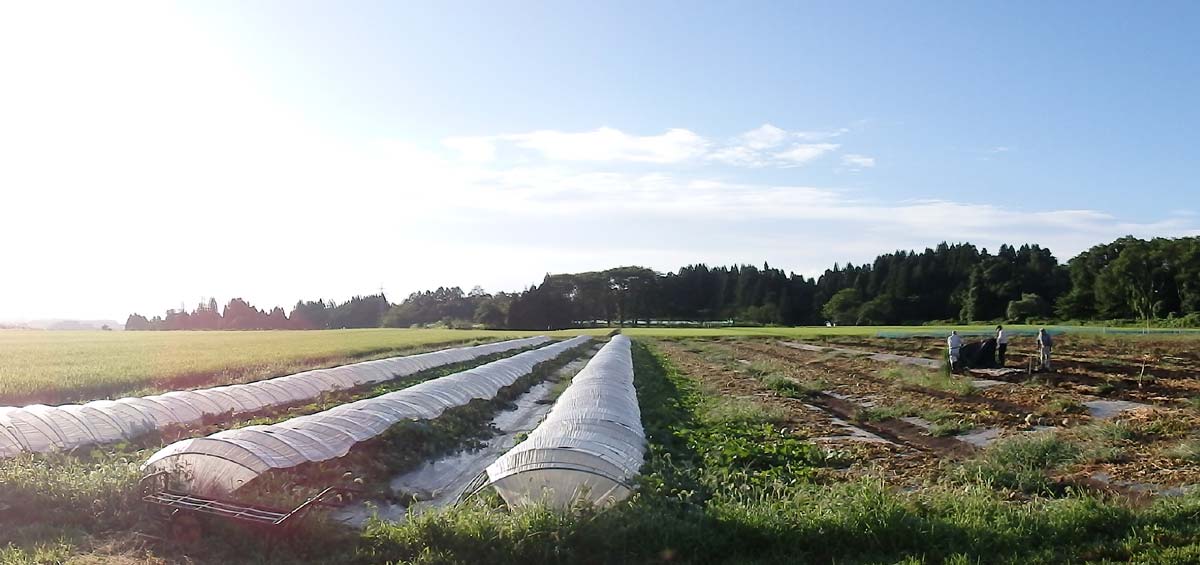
[947,330,963,371]
[1037,328,1053,371]
[996,325,1009,366]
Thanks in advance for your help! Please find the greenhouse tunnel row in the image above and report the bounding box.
[486,335,644,509]
[141,336,592,494]
[0,336,551,458]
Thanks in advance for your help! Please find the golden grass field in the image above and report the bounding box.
[0,328,577,405]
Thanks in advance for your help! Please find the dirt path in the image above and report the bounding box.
[805,391,978,458]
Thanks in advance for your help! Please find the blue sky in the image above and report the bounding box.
[1,1,1198,320]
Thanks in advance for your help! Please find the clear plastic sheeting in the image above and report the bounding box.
[0,423,23,458]
[142,336,592,495]
[0,336,552,459]
[485,335,644,510]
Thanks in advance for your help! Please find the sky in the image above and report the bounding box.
[2,1,1199,321]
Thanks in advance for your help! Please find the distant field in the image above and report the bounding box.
[0,328,583,405]
[4,325,1196,406]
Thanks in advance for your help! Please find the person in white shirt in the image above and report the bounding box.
[1037,328,1053,371]
[947,330,963,372]
[996,325,1008,366]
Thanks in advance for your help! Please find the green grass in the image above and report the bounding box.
[955,422,1135,494]
[1096,381,1120,396]
[1068,421,1135,464]
[1164,438,1200,462]
[1036,397,1087,417]
[930,419,976,437]
[0,449,145,534]
[697,395,787,426]
[763,374,826,398]
[955,432,1082,495]
[744,358,783,377]
[860,400,973,437]
[1140,415,1194,439]
[0,328,602,405]
[883,366,977,395]
[736,358,826,399]
[0,537,76,565]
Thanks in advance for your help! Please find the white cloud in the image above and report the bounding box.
[463,127,711,164]
[445,123,853,168]
[708,124,844,167]
[842,154,876,169]
[738,124,789,149]
[433,166,1197,265]
[772,143,841,167]
[795,127,851,141]
[706,145,764,167]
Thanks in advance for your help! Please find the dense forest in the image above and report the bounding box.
[124,296,389,331]
[126,235,1200,331]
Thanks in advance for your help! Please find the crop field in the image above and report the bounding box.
[0,329,609,405]
[2,330,1200,563]
[1,325,1190,406]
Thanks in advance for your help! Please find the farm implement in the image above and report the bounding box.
[139,471,360,547]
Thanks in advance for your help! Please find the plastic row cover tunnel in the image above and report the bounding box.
[485,335,644,509]
[0,336,552,459]
[142,336,592,495]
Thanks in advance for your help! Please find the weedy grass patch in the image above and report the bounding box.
[697,395,787,427]
[884,366,977,396]
[953,421,1138,494]
[1037,397,1087,417]
[954,432,1082,495]
[1164,438,1200,462]
[762,374,827,399]
[861,400,973,437]
[930,419,976,437]
[1067,421,1135,464]
[735,355,826,399]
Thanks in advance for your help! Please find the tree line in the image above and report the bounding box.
[125,295,389,330]
[126,235,1200,331]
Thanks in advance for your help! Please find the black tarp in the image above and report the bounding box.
[959,338,998,369]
